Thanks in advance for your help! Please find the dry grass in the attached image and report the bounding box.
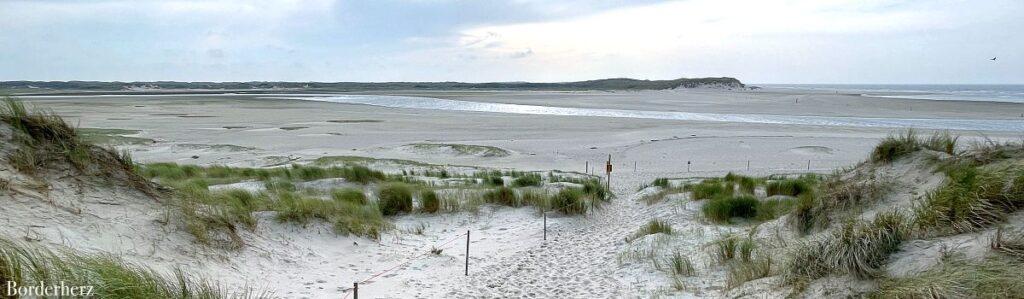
[783,211,909,284]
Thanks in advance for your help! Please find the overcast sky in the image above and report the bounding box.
[1,0,1021,83]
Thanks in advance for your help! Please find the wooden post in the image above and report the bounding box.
[543,212,547,241]
[605,155,612,189]
[465,230,470,276]
[747,160,750,171]
[807,160,811,170]
[353,282,358,299]
[634,161,637,172]
[585,161,588,173]
[687,161,691,172]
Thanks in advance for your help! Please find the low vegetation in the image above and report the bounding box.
[783,211,909,284]
[872,255,1024,298]
[0,237,254,298]
[626,219,673,242]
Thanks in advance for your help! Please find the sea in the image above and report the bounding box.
[760,84,1024,104]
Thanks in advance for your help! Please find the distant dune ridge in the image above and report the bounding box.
[0,77,744,93]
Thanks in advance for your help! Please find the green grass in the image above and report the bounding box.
[0,97,153,194]
[483,186,518,206]
[331,188,367,205]
[651,178,670,188]
[726,252,773,289]
[378,183,413,216]
[755,197,796,222]
[783,211,909,284]
[511,174,542,187]
[914,163,1024,233]
[668,251,696,277]
[871,129,960,163]
[871,255,1024,298]
[551,188,589,215]
[702,194,759,224]
[872,129,922,163]
[712,234,740,264]
[724,172,761,194]
[626,219,673,242]
[142,163,387,186]
[766,176,815,197]
[0,237,254,298]
[688,179,734,200]
[419,189,440,213]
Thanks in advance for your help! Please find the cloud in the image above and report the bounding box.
[0,0,1021,83]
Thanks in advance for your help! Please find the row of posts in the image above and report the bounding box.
[585,159,818,173]
[354,155,820,297]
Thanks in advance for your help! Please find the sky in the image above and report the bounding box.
[1,0,1022,84]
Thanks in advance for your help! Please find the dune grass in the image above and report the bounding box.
[511,174,542,187]
[871,129,959,163]
[726,252,773,289]
[668,251,696,277]
[702,194,759,224]
[378,183,413,216]
[331,188,367,205]
[766,175,816,197]
[871,255,1024,298]
[688,179,734,200]
[483,186,518,207]
[783,210,909,284]
[0,97,153,194]
[0,237,255,298]
[914,163,1024,233]
[419,189,440,213]
[141,163,387,186]
[626,219,673,242]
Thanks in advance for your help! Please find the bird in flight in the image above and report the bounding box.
[991,57,997,61]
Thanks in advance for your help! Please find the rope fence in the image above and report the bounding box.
[342,231,469,299]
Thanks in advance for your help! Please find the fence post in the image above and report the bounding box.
[634,161,637,172]
[807,160,811,170]
[543,211,547,241]
[353,282,358,299]
[465,230,470,276]
[747,160,750,171]
[585,161,588,173]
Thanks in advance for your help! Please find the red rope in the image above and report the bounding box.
[342,232,468,299]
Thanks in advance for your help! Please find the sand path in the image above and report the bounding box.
[438,176,648,298]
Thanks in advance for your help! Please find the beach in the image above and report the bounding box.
[6,88,1024,298]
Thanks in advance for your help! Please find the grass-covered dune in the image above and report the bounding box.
[633,130,1024,297]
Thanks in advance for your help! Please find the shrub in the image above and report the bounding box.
[702,195,759,223]
[487,176,504,186]
[511,174,542,187]
[378,183,413,215]
[331,188,367,205]
[652,178,670,188]
[419,189,440,213]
